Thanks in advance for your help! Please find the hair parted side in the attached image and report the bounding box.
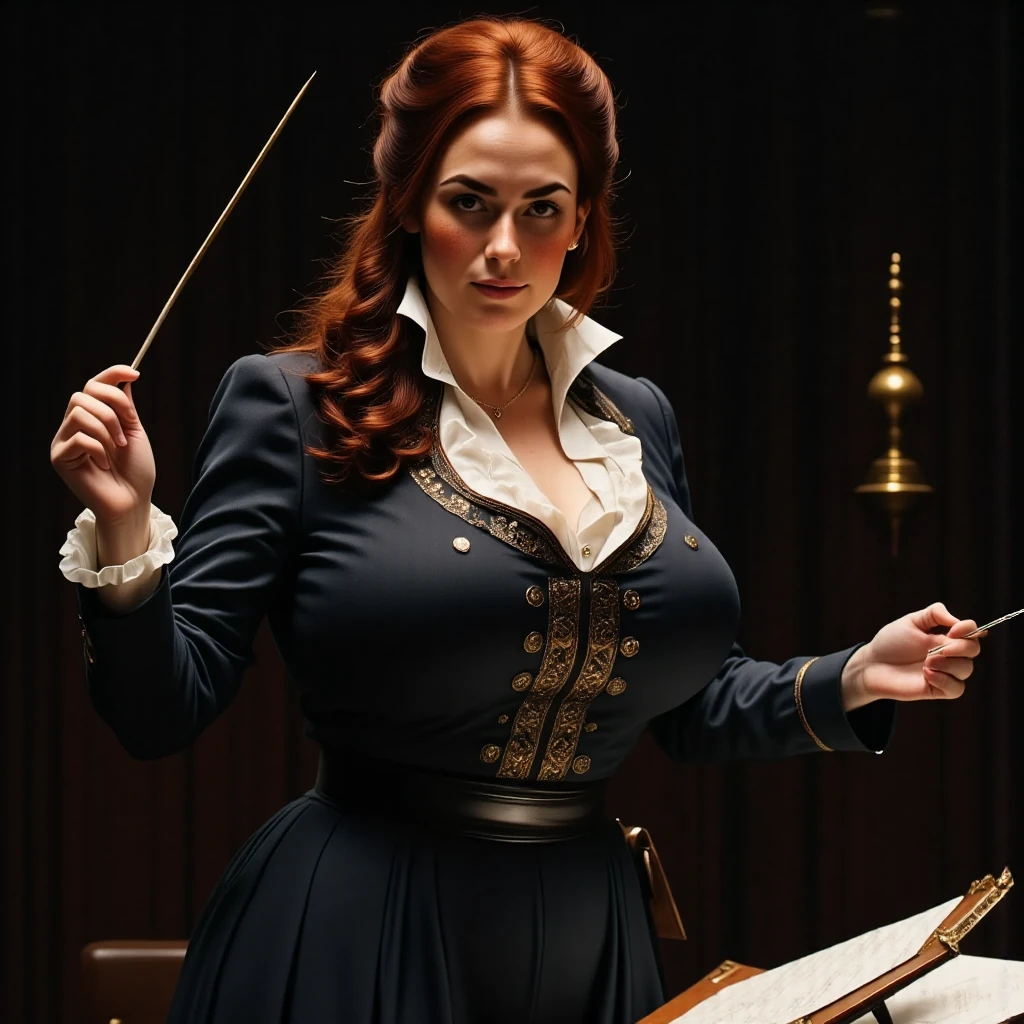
[269,15,623,490]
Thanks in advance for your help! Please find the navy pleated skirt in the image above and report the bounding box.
[166,789,665,1023]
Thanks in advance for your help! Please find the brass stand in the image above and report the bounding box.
[855,253,932,557]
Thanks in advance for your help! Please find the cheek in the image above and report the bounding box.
[528,234,571,276]
[422,213,476,267]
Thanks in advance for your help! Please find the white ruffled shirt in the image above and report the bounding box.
[59,275,648,586]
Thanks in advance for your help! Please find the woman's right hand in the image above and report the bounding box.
[50,365,156,526]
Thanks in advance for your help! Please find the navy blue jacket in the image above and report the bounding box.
[76,351,894,772]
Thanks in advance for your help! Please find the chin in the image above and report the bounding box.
[462,307,526,332]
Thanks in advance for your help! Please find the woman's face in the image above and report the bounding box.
[402,111,590,334]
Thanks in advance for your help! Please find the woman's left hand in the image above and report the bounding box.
[840,602,987,711]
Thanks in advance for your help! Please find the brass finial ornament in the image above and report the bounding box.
[855,253,933,558]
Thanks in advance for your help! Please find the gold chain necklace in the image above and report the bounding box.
[465,347,538,419]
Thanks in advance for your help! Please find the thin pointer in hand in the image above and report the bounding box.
[928,607,1024,655]
[118,71,317,386]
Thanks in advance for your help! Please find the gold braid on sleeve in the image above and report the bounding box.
[794,656,834,752]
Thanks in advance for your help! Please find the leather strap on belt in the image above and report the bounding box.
[618,820,688,941]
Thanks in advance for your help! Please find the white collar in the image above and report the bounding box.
[396,273,622,423]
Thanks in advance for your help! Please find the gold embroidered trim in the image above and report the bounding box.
[794,656,833,752]
[568,371,635,435]
[410,464,568,567]
[408,378,668,574]
[596,488,668,575]
[538,579,620,780]
[497,577,582,779]
[408,386,572,569]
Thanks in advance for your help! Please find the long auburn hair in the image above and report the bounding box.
[269,16,623,489]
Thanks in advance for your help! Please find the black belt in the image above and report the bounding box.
[314,748,607,843]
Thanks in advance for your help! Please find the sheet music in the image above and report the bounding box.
[672,898,965,1024]
[848,954,1024,1023]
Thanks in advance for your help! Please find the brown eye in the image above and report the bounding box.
[529,201,560,218]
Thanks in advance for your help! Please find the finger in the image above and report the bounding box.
[57,405,120,458]
[82,379,139,429]
[90,365,140,387]
[925,655,975,682]
[911,602,958,633]
[946,618,979,639]
[931,637,982,660]
[53,430,111,472]
[70,391,128,446]
[923,665,967,699]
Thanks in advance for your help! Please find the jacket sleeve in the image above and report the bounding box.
[636,376,896,761]
[74,354,304,760]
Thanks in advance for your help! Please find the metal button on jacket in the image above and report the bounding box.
[523,631,544,654]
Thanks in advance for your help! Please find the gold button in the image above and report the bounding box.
[581,544,592,558]
[498,714,509,725]
[584,722,598,733]
[620,636,640,658]
[524,631,544,654]
[606,677,626,696]
[684,534,699,550]
[622,589,641,611]
[511,672,532,692]
[572,755,591,774]
[480,744,501,764]
[453,536,471,553]
[525,585,545,607]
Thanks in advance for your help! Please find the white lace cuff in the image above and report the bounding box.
[58,504,178,588]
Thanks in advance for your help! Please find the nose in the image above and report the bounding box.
[484,211,520,264]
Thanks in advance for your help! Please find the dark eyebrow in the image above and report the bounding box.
[437,174,571,199]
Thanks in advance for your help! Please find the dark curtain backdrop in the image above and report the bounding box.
[5,1,1020,1020]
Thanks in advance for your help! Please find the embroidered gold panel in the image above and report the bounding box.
[497,577,581,779]
[538,578,621,780]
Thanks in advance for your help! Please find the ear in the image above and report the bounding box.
[574,198,591,238]
[400,211,421,234]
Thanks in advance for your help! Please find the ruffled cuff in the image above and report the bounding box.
[58,504,177,588]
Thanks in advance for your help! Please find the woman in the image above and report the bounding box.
[50,16,984,1024]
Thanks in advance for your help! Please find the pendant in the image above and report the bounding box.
[493,409,502,418]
